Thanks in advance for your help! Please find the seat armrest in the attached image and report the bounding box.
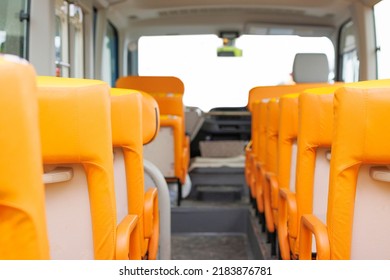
[248,154,258,198]
[144,187,160,260]
[254,161,265,213]
[181,139,190,182]
[183,136,191,165]
[245,141,253,185]
[144,188,158,237]
[245,140,252,152]
[281,188,298,237]
[115,214,139,260]
[299,214,330,260]
[268,173,279,210]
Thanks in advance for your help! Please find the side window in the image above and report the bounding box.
[69,4,84,78]
[0,0,29,58]
[374,0,390,79]
[102,21,119,87]
[55,0,84,78]
[338,21,359,82]
[127,42,138,75]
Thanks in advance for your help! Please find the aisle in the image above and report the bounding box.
[171,234,251,260]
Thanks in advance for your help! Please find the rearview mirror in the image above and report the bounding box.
[217,31,242,57]
[217,46,243,57]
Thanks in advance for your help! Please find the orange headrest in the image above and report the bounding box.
[111,87,159,145]
[151,93,184,117]
[247,83,342,112]
[116,76,184,95]
[279,93,300,144]
[298,86,342,147]
[37,77,112,163]
[36,76,116,260]
[140,91,160,144]
[110,88,142,148]
[0,55,49,259]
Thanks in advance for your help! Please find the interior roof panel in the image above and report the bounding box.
[105,0,382,36]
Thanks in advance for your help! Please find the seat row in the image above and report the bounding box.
[0,55,161,260]
[245,54,390,259]
[245,53,334,255]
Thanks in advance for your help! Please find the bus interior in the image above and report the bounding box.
[1,0,390,260]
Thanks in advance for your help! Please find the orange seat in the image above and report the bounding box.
[116,76,189,205]
[278,86,340,260]
[252,101,268,227]
[265,99,280,228]
[245,51,336,192]
[110,88,160,260]
[276,93,300,259]
[37,76,136,260]
[261,99,280,255]
[299,80,390,260]
[0,56,49,260]
[245,100,260,195]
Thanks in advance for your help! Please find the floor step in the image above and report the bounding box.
[172,234,250,260]
[171,205,267,259]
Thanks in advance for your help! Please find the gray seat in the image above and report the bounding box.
[292,53,329,83]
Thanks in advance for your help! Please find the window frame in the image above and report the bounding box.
[373,0,390,80]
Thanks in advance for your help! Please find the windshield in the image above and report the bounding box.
[139,34,334,112]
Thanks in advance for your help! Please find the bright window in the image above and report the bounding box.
[374,0,390,79]
[339,21,359,82]
[139,35,334,112]
[55,0,84,78]
[69,3,84,78]
[0,0,29,58]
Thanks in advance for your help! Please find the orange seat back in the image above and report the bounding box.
[110,88,159,259]
[328,80,390,259]
[293,86,341,256]
[37,76,116,260]
[117,76,189,184]
[262,99,280,233]
[0,56,49,260]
